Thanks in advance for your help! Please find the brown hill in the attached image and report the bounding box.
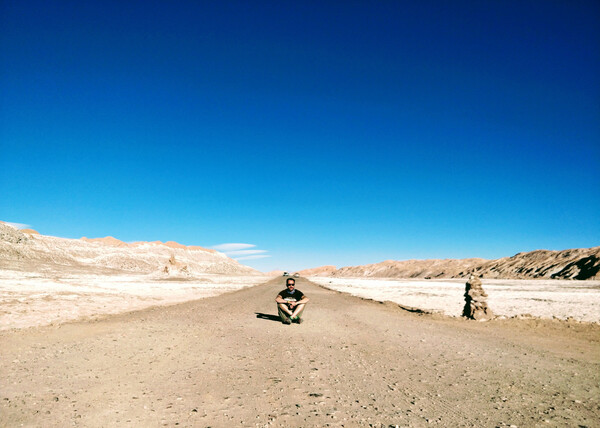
[333,258,486,279]
[0,223,259,276]
[471,247,600,280]
[81,236,129,247]
[132,240,214,252]
[297,265,337,276]
[79,237,215,253]
[20,229,40,235]
[302,247,600,281]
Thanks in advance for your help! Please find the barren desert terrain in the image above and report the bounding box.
[0,270,270,330]
[1,277,599,427]
[310,277,600,322]
[299,247,600,280]
[2,223,599,426]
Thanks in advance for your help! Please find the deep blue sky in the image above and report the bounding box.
[1,1,599,272]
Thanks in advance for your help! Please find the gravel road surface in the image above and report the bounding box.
[1,277,598,427]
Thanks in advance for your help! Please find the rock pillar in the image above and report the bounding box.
[462,275,493,320]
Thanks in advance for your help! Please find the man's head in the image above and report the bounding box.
[286,278,295,288]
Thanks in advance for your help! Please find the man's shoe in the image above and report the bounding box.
[283,318,291,325]
[297,317,303,324]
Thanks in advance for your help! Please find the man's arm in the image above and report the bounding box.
[275,294,287,304]
[289,295,309,307]
[296,295,309,305]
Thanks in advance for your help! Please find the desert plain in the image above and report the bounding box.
[1,274,599,427]
[1,224,599,427]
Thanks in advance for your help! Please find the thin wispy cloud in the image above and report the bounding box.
[226,249,268,257]
[212,243,271,262]
[235,254,272,261]
[212,243,256,252]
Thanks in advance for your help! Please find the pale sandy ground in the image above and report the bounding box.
[4,271,598,332]
[1,277,599,427]
[0,271,270,330]
[309,277,600,323]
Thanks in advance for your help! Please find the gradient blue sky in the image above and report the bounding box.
[1,1,599,272]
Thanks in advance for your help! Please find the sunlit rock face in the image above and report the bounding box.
[0,222,259,277]
[463,275,493,320]
[300,247,600,281]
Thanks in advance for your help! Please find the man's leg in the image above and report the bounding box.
[278,303,293,323]
[291,304,305,321]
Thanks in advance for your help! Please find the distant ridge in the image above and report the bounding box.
[265,270,285,276]
[0,222,259,276]
[20,228,40,235]
[80,236,217,253]
[81,236,129,247]
[297,265,337,277]
[299,247,600,280]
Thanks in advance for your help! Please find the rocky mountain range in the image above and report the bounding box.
[298,247,600,280]
[3,221,598,280]
[0,222,259,277]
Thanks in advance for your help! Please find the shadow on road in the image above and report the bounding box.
[255,312,281,322]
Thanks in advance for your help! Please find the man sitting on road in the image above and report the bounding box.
[275,278,309,324]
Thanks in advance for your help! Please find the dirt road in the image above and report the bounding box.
[1,278,598,427]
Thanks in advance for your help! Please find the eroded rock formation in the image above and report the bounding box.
[300,246,600,281]
[0,222,259,276]
[462,275,493,320]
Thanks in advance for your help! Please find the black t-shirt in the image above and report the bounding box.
[278,288,304,305]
